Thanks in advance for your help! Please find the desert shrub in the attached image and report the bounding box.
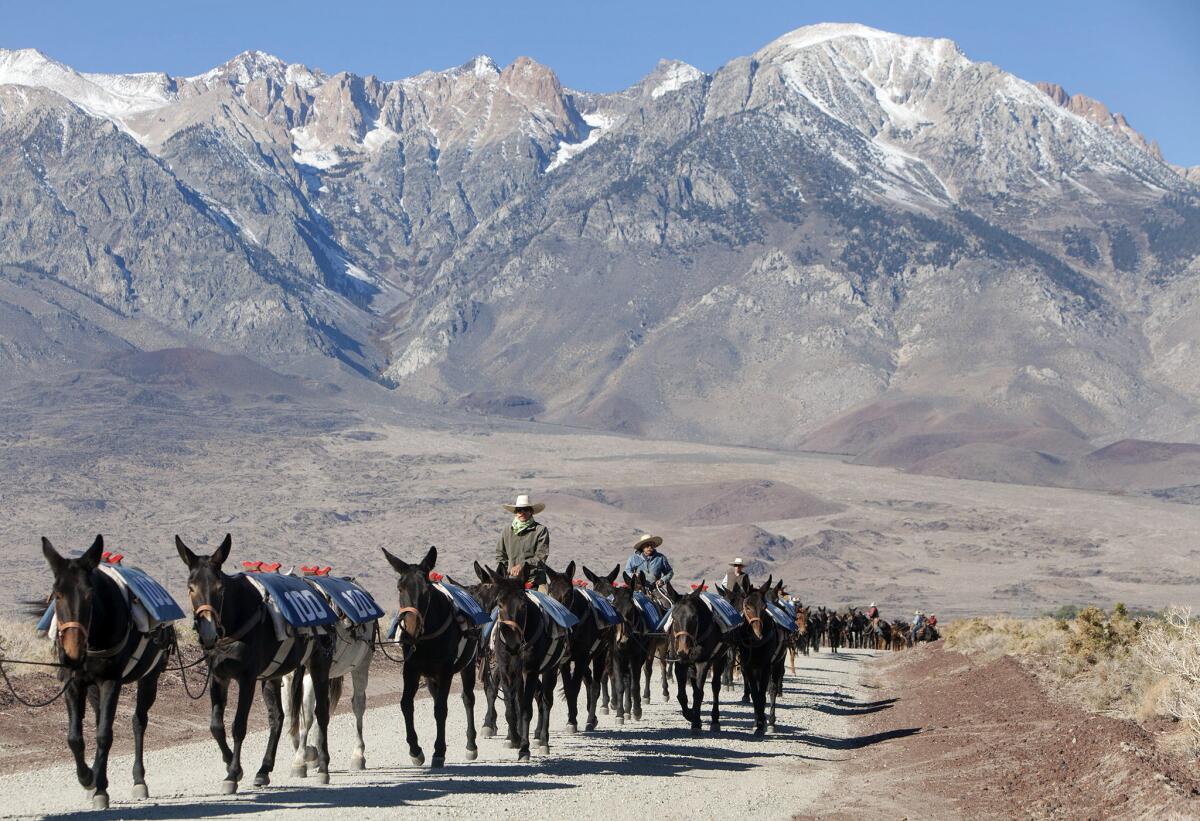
[1063,603,1141,669]
[944,616,1066,661]
[1135,607,1200,752]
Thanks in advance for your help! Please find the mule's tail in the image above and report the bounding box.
[329,676,344,714]
[288,669,304,740]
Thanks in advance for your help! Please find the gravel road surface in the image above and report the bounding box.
[1,650,880,819]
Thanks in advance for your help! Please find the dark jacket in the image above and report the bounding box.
[496,521,550,584]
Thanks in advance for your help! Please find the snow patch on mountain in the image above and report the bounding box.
[651,61,704,98]
[546,111,614,171]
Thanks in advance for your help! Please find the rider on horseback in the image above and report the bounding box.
[624,534,673,587]
[496,494,550,591]
[910,610,926,643]
[866,602,879,620]
[624,534,673,608]
[720,557,747,590]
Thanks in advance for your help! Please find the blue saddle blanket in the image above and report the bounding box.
[108,565,185,622]
[437,582,491,626]
[527,590,579,630]
[304,575,385,624]
[766,602,797,632]
[632,591,662,629]
[579,588,621,626]
[250,573,339,628]
[777,599,798,619]
[700,592,744,631]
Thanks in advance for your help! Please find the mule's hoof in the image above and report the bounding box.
[598,706,609,715]
[615,716,625,725]
[565,722,578,734]
[480,726,496,738]
[431,757,445,768]
[518,753,530,763]
[710,723,721,733]
[92,793,110,810]
[585,722,598,732]
[132,783,149,800]
[305,745,318,763]
[315,771,329,785]
[536,744,549,755]
[350,755,366,770]
[632,710,642,721]
[465,748,478,761]
[290,765,307,778]
[254,774,270,787]
[410,753,425,766]
[221,780,238,795]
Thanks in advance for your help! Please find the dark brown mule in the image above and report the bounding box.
[382,546,480,767]
[545,562,614,733]
[176,535,335,793]
[42,535,173,810]
[662,580,730,735]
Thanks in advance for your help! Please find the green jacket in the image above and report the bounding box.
[496,521,550,583]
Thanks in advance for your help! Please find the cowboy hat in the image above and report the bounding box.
[729,557,745,566]
[633,534,663,551]
[502,494,545,514]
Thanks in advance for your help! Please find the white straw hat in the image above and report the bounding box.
[633,534,663,551]
[729,557,745,566]
[502,494,545,514]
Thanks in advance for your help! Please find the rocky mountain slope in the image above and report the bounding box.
[1,23,1198,487]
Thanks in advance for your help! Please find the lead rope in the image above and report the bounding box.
[169,630,212,701]
[373,622,406,665]
[0,650,70,709]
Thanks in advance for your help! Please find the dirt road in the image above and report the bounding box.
[0,650,880,819]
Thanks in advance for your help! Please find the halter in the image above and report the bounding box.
[397,585,453,643]
[192,585,262,647]
[496,601,543,653]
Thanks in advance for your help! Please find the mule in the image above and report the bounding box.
[42,536,173,809]
[661,580,729,735]
[827,610,845,653]
[584,566,652,726]
[176,535,335,792]
[545,562,613,733]
[382,546,480,767]
[736,577,786,735]
[484,563,567,760]
[282,612,373,775]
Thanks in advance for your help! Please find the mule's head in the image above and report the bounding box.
[175,534,232,649]
[468,560,499,610]
[543,561,576,603]
[484,564,533,652]
[668,583,707,659]
[582,564,619,597]
[41,535,104,666]
[382,546,437,642]
[741,576,773,640]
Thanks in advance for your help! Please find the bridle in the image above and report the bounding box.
[190,577,262,647]
[397,584,452,643]
[496,599,542,653]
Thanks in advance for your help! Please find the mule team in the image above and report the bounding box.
[33,496,932,810]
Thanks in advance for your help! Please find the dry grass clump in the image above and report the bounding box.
[943,615,1067,660]
[0,617,56,678]
[947,605,1200,753]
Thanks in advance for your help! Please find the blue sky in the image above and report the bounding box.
[3,0,1197,164]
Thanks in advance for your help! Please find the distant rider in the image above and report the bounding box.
[910,610,926,643]
[720,557,747,590]
[866,602,879,620]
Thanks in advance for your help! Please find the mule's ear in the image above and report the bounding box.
[760,576,772,595]
[474,560,490,584]
[740,575,751,593]
[41,537,66,575]
[564,560,576,580]
[663,581,680,603]
[716,584,729,596]
[483,565,502,586]
[696,579,707,594]
[518,563,532,585]
[382,548,408,574]
[175,535,198,567]
[606,565,620,583]
[81,534,104,569]
[212,534,232,568]
[622,571,633,586]
[419,545,437,573]
[582,566,605,588]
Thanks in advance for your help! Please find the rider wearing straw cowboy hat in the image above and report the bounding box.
[623,534,674,588]
[720,557,747,589]
[496,493,550,589]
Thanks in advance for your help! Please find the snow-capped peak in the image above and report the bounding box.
[467,55,499,78]
[650,60,704,99]
[762,22,960,56]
